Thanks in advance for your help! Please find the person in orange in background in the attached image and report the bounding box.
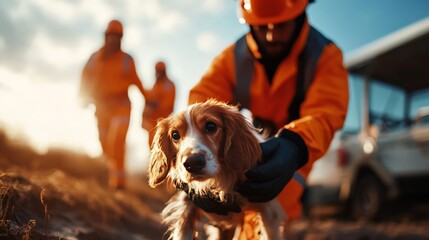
[142,60,176,147]
[185,0,349,238]
[79,19,145,190]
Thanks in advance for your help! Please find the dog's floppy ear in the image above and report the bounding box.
[148,118,174,188]
[221,105,261,173]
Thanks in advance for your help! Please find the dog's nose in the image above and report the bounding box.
[183,153,205,174]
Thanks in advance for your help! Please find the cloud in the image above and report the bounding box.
[0,1,36,70]
[0,0,190,83]
[27,0,80,23]
[195,31,225,53]
[179,0,227,15]
[125,0,188,34]
[79,0,117,27]
[0,1,100,77]
[201,0,226,14]
[156,11,187,33]
[0,0,236,86]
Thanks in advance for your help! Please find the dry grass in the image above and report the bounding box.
[1,182,37,239]
[0,129,171,239]
[40,188,49,238]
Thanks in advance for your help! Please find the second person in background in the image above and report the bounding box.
[142,61,176,148]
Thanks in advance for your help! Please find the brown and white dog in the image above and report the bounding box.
[148,99,285,240]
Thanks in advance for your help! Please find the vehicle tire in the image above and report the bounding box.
[350,174,385,221]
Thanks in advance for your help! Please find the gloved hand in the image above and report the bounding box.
[236,129,308,202]
[175,182,241,215]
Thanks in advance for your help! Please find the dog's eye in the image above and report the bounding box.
[205,121,217,133]
[171,131,181,142]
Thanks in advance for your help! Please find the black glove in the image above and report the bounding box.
[236,129,308,202]
[175,182,241,215]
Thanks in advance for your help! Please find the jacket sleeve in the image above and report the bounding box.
[188,45,236,105]
[128,56,146,97]
[284,43,349,172]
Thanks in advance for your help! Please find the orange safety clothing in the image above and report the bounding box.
[189,18,349,220]
[79,47,145,188]
[238,0,308,25]
[142,74,176,146]
[79,47,144,106]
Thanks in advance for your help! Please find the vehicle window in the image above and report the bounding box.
[343,75,429,133]
[411,89,429,120]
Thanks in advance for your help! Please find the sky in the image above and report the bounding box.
[0,0,428,170]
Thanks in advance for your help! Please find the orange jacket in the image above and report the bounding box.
[189,20,349,178]
[79,47,145,107]
[142,76,176,132]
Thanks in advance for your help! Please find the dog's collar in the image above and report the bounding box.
[173,182,225,200]
[173,182,241,215]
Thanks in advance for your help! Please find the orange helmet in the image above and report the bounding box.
[105,20,123,36]
[155,61,166,72]
[238,0,308,25]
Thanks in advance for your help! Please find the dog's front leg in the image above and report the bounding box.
[258,200,286,240]
[163,191,198,240]
[171,208,197,240]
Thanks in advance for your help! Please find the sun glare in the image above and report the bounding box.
[0,76,101,157]
[0,68,150,173]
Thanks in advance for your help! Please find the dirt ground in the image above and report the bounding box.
[0,130,173,240]
[286,201,429,240]
[1,130,429,240]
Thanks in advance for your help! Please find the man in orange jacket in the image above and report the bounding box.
[79,19,145,190]
[142,60,176,147]
[187,0,349,237]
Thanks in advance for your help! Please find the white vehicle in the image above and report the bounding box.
[304,17,429,220]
